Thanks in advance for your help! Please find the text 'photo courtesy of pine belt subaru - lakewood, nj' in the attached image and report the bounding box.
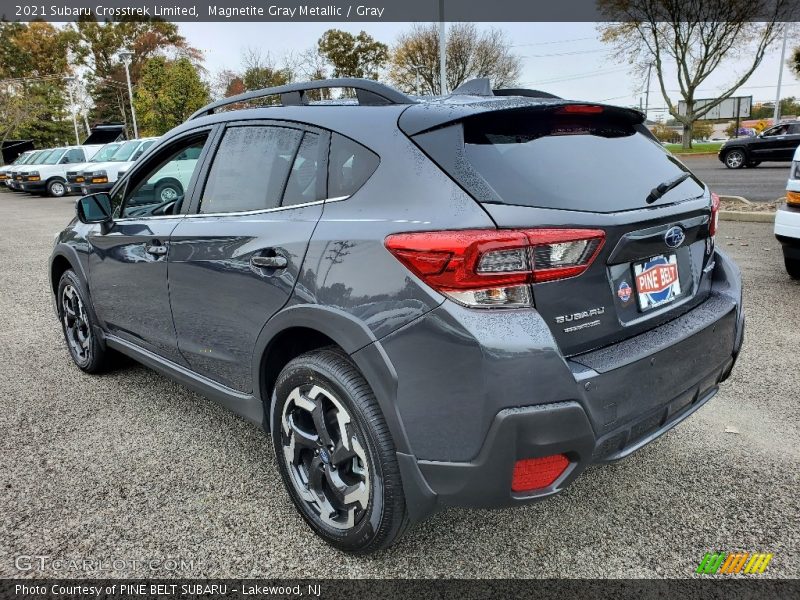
[49,78,744,554]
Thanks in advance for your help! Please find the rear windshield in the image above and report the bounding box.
[456,110,704,212]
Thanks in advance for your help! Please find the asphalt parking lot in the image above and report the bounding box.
[0,190,798,579]
[682,155,790,203]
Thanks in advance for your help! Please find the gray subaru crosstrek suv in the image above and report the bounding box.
[50,78,744,553]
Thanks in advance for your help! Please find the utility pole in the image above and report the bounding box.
[644,62,653,121]
[774,27,788,125]
[439,0,446,95]
[64,77,80,145]
[119,49,139,138]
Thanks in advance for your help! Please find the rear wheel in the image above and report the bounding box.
[47,179,67,197]
[785,254,800,280]
[723,149,746,169]
[57,270,111,373]
[271,347,408,553]
[154,180,182,203]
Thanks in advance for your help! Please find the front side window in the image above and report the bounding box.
[327,133,379,198]
[116,135,208,218]
[91,143,122,162]
[131,140,156,161]
[65,149,85,163]
[200,125,303,214]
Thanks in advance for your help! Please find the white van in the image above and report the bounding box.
[775,145,800,278]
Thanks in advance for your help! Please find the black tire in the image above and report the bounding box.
[57,270,111,373]
[785,256,800,280]
[47,178,67,197]
[723,149,747,169]
[271,347,409,553]
[154,180,182,204]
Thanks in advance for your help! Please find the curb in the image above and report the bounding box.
[719,211,775,223]
[718,195,753,205]
[671,152,719,157]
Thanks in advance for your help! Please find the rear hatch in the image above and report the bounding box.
[404,101,717,356]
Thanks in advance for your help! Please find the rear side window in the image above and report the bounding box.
[328,133,379,198]
[283,132,325,206]
[201,126,302,213]
[417,108,705,213]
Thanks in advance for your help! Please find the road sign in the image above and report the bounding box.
[677,96,752,120]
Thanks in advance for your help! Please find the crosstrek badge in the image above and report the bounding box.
[633,255,682,310]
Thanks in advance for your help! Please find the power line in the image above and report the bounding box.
[511,36,597,48]
[520,66,628,86]
[520,48,606,59]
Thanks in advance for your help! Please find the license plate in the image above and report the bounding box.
[633,254,681,311]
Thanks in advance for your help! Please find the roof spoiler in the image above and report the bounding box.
[451,78,561,100]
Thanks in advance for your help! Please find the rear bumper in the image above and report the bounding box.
[373,250,743,519]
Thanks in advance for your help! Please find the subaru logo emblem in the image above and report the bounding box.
[664,226,685,249]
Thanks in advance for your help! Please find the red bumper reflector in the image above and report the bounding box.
[511,454,570,492]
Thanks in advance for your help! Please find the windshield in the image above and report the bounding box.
[111,140,143,162]
[12,153,32,165]
[91,143,123,162]
[42,149,67,165]
[27,150,51,164]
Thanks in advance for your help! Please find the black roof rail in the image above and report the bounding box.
[189,78,417,120]
[493,88,561,99]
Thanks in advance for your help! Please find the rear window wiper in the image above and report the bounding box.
[646,172,690,204]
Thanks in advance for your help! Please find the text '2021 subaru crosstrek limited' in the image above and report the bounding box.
[50,78,744,553]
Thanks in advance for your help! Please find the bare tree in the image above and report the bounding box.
[599,0,793,149]
[389,23,521,95]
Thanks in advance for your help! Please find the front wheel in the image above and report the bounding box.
[57,270,112,373]
[723,149,746,169]
[47,179,67,197]
[271,347,409,553]
[154,180,182,204]
[785,255,800,280]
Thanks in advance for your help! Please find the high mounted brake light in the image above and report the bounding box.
[384,228,605,308]
[557,104,604,115]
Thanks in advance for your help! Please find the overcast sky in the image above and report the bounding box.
[179,21,797,119]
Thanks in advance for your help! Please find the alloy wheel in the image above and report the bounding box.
[725,150,745,169]
[280,384,371,530]
[160,186,178,202]
[61,284,91,363]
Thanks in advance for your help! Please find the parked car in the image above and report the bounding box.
[719,121,800,168]
[775,145,800,278]
[80,137,158,196]
[51,78,744,554]
[7,149,55,190]
[19,145,105,196]
[0,150,36,186]
[65,142,125,195]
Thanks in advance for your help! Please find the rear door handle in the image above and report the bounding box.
[251,254,288,269]
[146,243,168,256]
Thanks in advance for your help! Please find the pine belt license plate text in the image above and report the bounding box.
[633,254,681,311]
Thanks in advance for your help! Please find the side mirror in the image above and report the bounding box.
[76,193,113,225]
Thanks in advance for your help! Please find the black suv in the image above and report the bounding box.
[51,78,744,553]
[719,121,800,168]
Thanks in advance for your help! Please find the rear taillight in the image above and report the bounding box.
[710,192,721,237]
[385,228,605,308]
[512,454,570,492]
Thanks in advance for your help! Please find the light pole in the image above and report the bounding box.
[439,0,446,95]
[119,49,139,138]
[773,27,788,125]
[64,76,80,145]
